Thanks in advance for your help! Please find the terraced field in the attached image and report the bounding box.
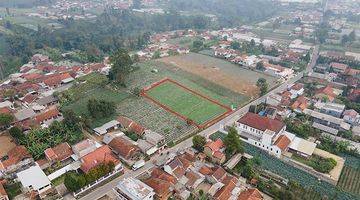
[338,166,360,196]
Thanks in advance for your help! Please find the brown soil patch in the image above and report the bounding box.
[159,54,276,97]
[0,133,16,157]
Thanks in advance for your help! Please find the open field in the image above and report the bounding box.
[337,166,360,196]
[0,133,16,157]
[159,53,278,97]
[143,79,231,127]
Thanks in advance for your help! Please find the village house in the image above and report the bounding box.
[0,146,33,175]
[93,120,120,136]
[291,96,309,113]
[16,164,52,198]
[288,83,304,99]
[314,102,345,118]
[44,142,73,164]
[143,168,176,200]
[330,62,349,74]
[108,136,141,161]
[117,116,146,136]
[34,107,63,128]
[238,188,264,200]
[314,85,337,102]
[304,109,351,135]
[342,109,360,125]
[72,139,98,158]
[114,177,155,200]
[80,145,120,173]
[204,139,226,164]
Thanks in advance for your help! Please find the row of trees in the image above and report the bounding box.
[256,78,268,96]
[0,9,212,78]
[64,162,115,192]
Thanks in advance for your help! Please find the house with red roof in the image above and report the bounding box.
[204,139,226,164]
[117,116,146,135]
[80,145,120,173]
[0,146,33,175]
[236,112,286,157]
[44,142,73,164]
[330,62,348,74]
[108,137,141,161]
[143,168,176,200]
[290,95,309,113]
[34,107,62,127]
[43,73,74,88]
[238,188,264,200]
[314,85,337,102]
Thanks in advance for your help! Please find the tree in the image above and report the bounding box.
[0,113,13,127]
[152,51,161,59]
[250,39,256,47]
[341,35,350,46]
[192,135,206,152]
[256,62,265,71]
[224,127,244,157]
[231,41,240,50]
[64,172,85,192]
[349,30,356,42]
[87,99,116,119]
[192,40,204,52]
[303,52,310,62]
[109,49,133,84]
[256,78,268,96]
[9,126,24,141]
[63,109,81,130]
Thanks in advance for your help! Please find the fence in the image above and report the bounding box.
[73,168,122,198]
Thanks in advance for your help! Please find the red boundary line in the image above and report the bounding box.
[141,78,233,129]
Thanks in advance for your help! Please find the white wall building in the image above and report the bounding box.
[114,177,155,200]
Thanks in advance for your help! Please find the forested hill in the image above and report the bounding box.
[0,9,211,78]
[0,0,55,8]
[167,0,281,26]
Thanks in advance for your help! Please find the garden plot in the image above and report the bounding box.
[117,97,196,142]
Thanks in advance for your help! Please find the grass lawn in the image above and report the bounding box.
[51,173,68,186]
[144,80,230,126]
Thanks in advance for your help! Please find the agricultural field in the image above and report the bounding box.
[143,79,231,127]
[159,53,278,97]
[337,165,360,196]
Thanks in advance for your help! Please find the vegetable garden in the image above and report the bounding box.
[337,165,360,196]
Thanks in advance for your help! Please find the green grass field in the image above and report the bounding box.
[145,80,229,126]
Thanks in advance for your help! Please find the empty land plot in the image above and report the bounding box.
[143,79,231,127]
[0,134,16,157]
[159,53,278,97]
[337,165,360,196]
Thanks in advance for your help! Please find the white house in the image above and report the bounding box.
[114,177,155,200]
[235,112,287,157]
[17,164,52,198]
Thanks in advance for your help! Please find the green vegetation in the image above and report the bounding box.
[87,99,116,119]
[13,112,83,159]
[256,78,268,96]
[4,182,22,200]
[285,117,320,139]
[125,131,140,142]
[109,49,134,85]
[337,165,360,196]
[0,113,13,127]
[145,80,229,125]
[223,127,244,158]
[292,154,337,174]
[64,162,115,192]
[192,135,206,152]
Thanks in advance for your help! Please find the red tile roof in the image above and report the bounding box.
[0,146,32,170]
[108,137,139,160]
[238,188,263,200]
[315,85,336,101]
[238,112,285,133]
[45,142,73,162]
[330,62,348,71]
[43,73,72,87]
[151,168,177,184]
[0,183,7,197]
[34,108,60,124]
[0,107,11,114]
[211,167,227,182]
[214,175,238,200]
[274,135,291,152]
[205,139,224,152]
[144,178,172,199]
[22,93,38,104]
[117,116,145,135]
[80,145,119,173]
[199,165,213,175]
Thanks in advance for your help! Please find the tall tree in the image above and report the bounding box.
[224,127,244,157]
[192,135,207,152]
[256,78,268,96]
[109,49,133,85]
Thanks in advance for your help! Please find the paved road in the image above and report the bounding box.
[77,46,320,200]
